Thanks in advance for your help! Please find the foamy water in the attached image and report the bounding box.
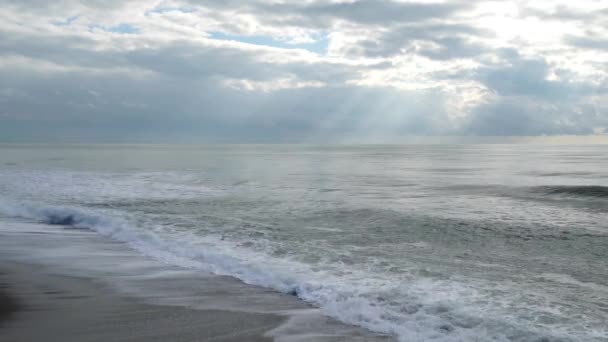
[1,144,607,341]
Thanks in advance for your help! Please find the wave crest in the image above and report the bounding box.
[534,185,608,198]
[0,202,102,229]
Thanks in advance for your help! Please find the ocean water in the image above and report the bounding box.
[0,144,607,341]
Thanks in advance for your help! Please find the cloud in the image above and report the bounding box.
[0,63,456,142]
[181,0,469,26]
[564,35,608,52]
[464,49,608,136]
[478,56,576,100]
[521,4,608,23]
[465,99,598,136]
[274,0,468,25]
[0,0,607,142]
[334,23,490,58]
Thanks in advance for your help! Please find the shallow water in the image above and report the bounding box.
[1,144,607,341]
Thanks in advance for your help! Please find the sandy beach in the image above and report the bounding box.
[0,277,19,326]
[0,261,283,342]
[0,222,392,342]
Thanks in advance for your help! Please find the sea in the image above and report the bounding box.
[0,144,606,341]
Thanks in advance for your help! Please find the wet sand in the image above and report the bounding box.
[0,221,393,342]
[0,285,19,325]
[0,261,283,342]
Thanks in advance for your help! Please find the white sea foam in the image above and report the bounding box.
[539,273,608,293]
[0,199,583,342]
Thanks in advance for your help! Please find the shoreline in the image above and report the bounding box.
[0,221,392,342]
[0,261,283,342]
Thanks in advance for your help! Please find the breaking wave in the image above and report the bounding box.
[0,200,582,341]
[532,185,608,198]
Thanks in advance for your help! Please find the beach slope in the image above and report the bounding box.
[0,261,283,342]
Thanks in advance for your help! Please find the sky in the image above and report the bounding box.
[0,0,607,143]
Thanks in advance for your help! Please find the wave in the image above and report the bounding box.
[442,184,608,209]
[532,171,596,177]
[0,202,112,230]
[0,200,568,341]
[533,185,608,198]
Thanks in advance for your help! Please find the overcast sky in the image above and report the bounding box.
[0,0,606,143]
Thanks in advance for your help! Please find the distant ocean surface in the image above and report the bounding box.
[1,144,607,341]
